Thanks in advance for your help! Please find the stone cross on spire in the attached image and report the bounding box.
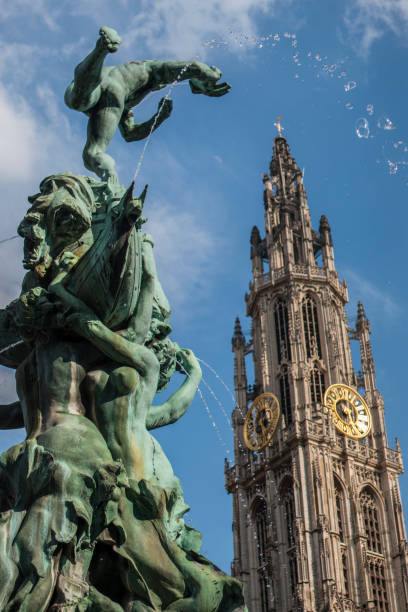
[274,114,284,137]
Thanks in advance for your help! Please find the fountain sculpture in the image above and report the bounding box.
[0,26,246,611]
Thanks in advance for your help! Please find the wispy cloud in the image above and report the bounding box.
[0,367,18,404]
[123,0,282,58]
[145,197,216,309]
[0,85,44,182]
[343,0,408,57]
[0,0,61,30]
[345,269,401,318]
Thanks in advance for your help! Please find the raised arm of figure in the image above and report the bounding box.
[0,401,24,429]
[146,348,202,430]
[49,252,157,380]
[145,59,231,97]
[119,98,173,143]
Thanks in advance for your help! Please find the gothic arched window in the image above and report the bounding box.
[360,488,389,610]
[253,498,269,611]
[334,480,345,542]
[361,488,382,554]
[335,478,349,597]
[302,296,322,358]
[274,299,291,363]
[367,558,389,611]
[310,366,325,404]
[253,498,268,566]
[279,365,292,425]
[293,233,303,264]
[280,482,298,597]
[284,492,296,548]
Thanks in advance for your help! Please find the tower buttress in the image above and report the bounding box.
[250,226,264,279]
[356,301,376,393]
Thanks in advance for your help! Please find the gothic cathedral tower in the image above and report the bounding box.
[226,134,408,611]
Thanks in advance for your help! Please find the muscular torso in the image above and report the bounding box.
[98,62,153,110]
[83,362,178,488]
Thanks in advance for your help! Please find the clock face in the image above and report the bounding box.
[244,393,280,451]
[324,384,371,439]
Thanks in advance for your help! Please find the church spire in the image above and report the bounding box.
[261,133,325,274]
[356,300,377,393]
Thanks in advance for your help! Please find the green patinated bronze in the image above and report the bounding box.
[65,26,231,183]
[0,25,246,612]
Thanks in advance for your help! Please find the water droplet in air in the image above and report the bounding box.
[307,51,312,57]
[377,116,395,130]
[355,118,369,139]
[329,64,337,72]
[294,74,299,79]
[344,81,357,92]
[345,102,354,110]
[258,43,263,48]
[388,160,398,174]
[366,104,374,115]
[315,54,322,61]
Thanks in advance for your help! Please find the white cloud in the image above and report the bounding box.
[0,83,82,184]
[123,0,281,58]
[36,83,72,140]
[345,269,401,318]
[344,0,408,57]
[0,0,60,30]
[0,85,44,182]
[145,197,216,308]
[0,366,18,404]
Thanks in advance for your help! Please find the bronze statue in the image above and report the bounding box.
[65,26,230,182]
[0,25,246,611]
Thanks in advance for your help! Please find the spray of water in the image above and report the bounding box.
[0,340,24,355]
[133,61,197,183]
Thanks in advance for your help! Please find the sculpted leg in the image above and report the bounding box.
[64,26,121,112]
[83,104,124,181]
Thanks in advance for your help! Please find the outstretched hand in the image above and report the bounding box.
[176,348,202,379]
[157,97,173,120]
[189,78,231,97]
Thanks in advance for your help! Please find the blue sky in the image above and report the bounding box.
[0,0,408,573]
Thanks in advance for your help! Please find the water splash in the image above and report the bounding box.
[196,386,231,453]
[366,103,374,116]
[178,361,232,454]
[200,376,231,426]
[196,358,236,404]
[355,118,370,139]
[0,340,24,355]
[0,235,18,247]
[133,60,197,182]
[377,116,395,130]
[344,80,357,92]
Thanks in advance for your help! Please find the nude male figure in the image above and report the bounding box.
[65,26,230,181]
